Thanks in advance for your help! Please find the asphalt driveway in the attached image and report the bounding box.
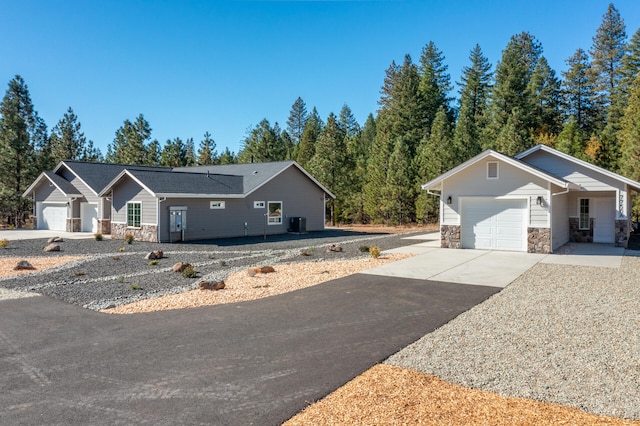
[0,273,500,425]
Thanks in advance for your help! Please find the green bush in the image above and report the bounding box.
[358,245,370,253]
[117,275,125,283]
[129,283,141,290]
[0,238,8,248]
[181,266,197,278]
[94,233,103,241]
[148,260,159,266]
[369,246,381,259]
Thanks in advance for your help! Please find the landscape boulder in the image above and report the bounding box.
[199,280,225,291]
[145,250,164,260]
[44,243,61,252]
[248,266,275,276]
[172,262,191,273]
[13,260,35,271]
[47,237,64,243]
[327,244,343,252]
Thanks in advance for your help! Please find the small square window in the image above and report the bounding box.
[254,201,265,209]
[210,201,225,209]
[487,162,498,179]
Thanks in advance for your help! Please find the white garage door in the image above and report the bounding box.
[461,199,527,251]
[37,203,67,231]
[81,203,98,233]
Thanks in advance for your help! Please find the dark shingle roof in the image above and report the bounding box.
[123,169,244,196]
[43,171,83,196]
[59,161,171,194]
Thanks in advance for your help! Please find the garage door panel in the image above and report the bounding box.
[38,203,67,231]
[461,199,526,251]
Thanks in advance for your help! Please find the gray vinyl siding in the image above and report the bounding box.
[566,191,616,216]
[551,191,569,251]
[441,158,549,227]
[158,166,327,242]
[111,175,157,225]
[34,181,67,203]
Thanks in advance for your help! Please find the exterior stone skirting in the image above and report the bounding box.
[528,227,551,253]
[66,218,81,232]
[615,219,629,248]
[441,225,461,249]
[111,223,158,243]
[97,219,111,235]
[569,217,594,243]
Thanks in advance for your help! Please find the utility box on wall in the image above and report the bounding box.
[169,206,188,241]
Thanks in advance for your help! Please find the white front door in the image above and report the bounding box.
[593,198,615,243]
[461,199,527,251]
[80,203,98,233]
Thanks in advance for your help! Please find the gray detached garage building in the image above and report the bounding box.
[423,145,640,253]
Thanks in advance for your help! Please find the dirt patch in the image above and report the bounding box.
[285,364,640,425]
[0,256,85,278]
[102,254,410,314]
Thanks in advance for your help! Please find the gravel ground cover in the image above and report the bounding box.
[0,230,419,310]
[386,255,640,421]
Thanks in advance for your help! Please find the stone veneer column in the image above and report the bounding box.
[97,219,111,235]
[615,219,629,248]
[66,218,81,232]
[440,225,461,248]
[527,227,551,253]
[111,223,158,243]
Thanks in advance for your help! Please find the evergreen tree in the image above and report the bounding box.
[619,74,640,182]
[296,108,322,167]
[453,102,482,162]
[620,28,640,111]
[197,131,218,165]
[160,137,187,167]
[363,115,392,223]
[286,97,308,148]
[495,107,531,155]
[82,140,103,162]
[527,56,563,140]
[219,147,237,164]
[307,113,349,225]
[145,139,160,166]
[49,107,86,164]
[556,117,585,159]
[280,130,295,160]
[418,41,454,131]
[386,136,414,224]
[0,75,46,227]
[338,104,360,138]
[107,114,152,165]
[562,48,600,136]
[184,137,196,166]
[238,119,286,163]
[343,113,375,223]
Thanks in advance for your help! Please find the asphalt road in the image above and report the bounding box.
[0,273,500,425]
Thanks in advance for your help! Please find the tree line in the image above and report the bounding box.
[1,3,639,227]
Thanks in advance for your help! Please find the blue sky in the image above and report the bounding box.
[2,0,639,157]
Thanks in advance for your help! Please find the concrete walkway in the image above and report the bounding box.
[0,229,97,240]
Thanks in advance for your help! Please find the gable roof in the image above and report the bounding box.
[422,149,577,191]
[515,144,640,191]
[55,161,171,196]
[22,171,83,198]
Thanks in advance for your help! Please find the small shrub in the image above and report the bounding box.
[148,259,159,266]
[369,246,381,259]
[94,233,103,241]
[219,260,227,267]
[0,238,8,248]
[118,247,125,252]
[300,247,314,256]
[124,233,135,244]
[358,245,370,253]
[117,275,125,283]
[181,266,198,278]
[129,283,141,290]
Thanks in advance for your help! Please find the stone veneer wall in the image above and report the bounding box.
[111,223,158,243]
[66,218,81,233]
[97,219,111,235]
[441,225,461,249]
[615,219,629,248]
[569,217,594,243]
[527,227,551,253]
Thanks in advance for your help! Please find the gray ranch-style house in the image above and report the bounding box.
[23,161,335,242]
[422,144,640,253]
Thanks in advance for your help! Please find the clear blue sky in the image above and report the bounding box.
[2,0,638,157]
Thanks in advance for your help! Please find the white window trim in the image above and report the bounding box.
[267,201,283,225]
[210,201,225,209]
[578,198,590,230]
[487,161,499,180]
[254,201,265,209]
[126,201,142,229]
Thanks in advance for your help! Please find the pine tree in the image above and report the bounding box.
[49,107,86,164]
[562,48,600,136]
[82,140,103,162]
[219,147,237,164]
[0,75,46,227]
[619,74,640,182]
[197,131,217,165]
[495,107,531,155]
[418,41,454,132]
[160,137,187,167]
[107,114,152,165]
[363,115,392,223]
[145,140,160,166]
[556,117,585,159]
[386,136,414,224]
[296,108,322,168]
[184,137,196,166]
[527,56,563,140]
[307,113,349,225]
[343,113,375,223]
[238,119,286,163]
[620,28,640,111]
[286,97,308,148]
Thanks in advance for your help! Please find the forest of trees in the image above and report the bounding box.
[1,3,639,227]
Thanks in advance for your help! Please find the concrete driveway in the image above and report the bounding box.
[0,229,97,240]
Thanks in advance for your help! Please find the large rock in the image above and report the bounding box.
[47,237,64,243]
[44,243,61,252]
[327,244,343,252]
[172,262,191,273]
[13,260,35,271]
[248,266,275,276]
[199,280,225,291]
[145,250,164,260]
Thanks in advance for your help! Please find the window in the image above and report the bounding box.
[254,201,265,209]
[210,201,225,209]
[487,162,498,179]
[267,201,282,225]
[127,202,141,228]
[579,199,589,230]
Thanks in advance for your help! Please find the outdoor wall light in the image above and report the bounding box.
[536,196,543,205]
[446,196,452,205]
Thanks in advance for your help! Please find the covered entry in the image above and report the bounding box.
[461,198,527,251]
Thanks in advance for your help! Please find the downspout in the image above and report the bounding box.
[158,197,166,243]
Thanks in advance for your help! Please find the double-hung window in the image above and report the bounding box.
[267,201,282,225]
[127,202,141,228]
[579,199,589,230]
